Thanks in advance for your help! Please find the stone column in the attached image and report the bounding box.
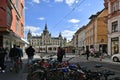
[108,37,111,56]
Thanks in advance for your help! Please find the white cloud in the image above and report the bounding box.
[68,19,80,23]
[73,24,80,30]
[77,8,82,12]
[38,17,45,20]
[32,32,41,36]
[55,0,63,2]
[24,25,41,32]
[65,0,75,6]
[42,0,50,3]
[75,0,79,4]
[85,3,91,6]
[32,0,40,4]
[24,6,28,9]
[62,30,75,41]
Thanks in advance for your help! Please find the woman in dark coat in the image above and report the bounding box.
[57,47,63,63]
[86,49,90,60]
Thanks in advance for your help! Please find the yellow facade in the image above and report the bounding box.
[85,8,108,52]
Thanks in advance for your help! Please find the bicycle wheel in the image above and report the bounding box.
[27,70,45,80]
[14,62,20,73]
[14,59,22,73]
[46,70,64,80]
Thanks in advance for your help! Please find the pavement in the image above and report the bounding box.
[1,53,119,80]
[22,53,120,65]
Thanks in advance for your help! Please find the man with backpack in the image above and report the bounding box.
[25,45,35,64]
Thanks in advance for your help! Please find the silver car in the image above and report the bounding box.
[111,54,120,62]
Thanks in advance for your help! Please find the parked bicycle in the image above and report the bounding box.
[10,56,23,73]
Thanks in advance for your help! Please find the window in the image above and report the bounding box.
[16,17,19,33]
[21,23,24,35]
[21,4,24,16]
[48,47,52,51]
[6,6,12,26]
[112,21,118,32]
[16,0,19,8]
[112,1,119,12]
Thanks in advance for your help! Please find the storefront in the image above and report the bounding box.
[111,37,119,54]
[0,30,29,52]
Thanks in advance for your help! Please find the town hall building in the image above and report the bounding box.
[27,24,67,53]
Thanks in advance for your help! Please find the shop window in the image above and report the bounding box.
[53,47,56,50]
[48,47,52,51]
[111,21,118,33]
[111,37,119,54]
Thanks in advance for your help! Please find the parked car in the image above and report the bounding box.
[111,54,120,62]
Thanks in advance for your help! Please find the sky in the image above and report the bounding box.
[24,0,104,41]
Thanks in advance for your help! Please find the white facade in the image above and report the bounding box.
[78,28,86,54]
[108,16,120,55]
[107,0,120,55]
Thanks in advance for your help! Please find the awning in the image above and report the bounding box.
[20,38,29,44]
[8,30,29,45]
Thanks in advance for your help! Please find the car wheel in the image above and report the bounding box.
[113,57,119,62]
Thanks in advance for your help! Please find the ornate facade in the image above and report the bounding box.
[27,24,67,53]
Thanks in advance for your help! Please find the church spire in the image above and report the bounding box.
[44,23,47,31]
[28,29,31,34]
[59,32,62,37]
[43,23,48,35]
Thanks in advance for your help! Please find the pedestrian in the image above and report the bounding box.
[25,45,35,64]
[62,48,66,58]
[9,44,20,58]
[9,45,21,65]
[0,46,7,73]
[17,45,23,62]
[4,47,9,62]
[99,47,103,61]
[86,49,90,60]
[57,46,64,63]
[90,48,94,57]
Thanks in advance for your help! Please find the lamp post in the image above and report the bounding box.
[45,42,47,54]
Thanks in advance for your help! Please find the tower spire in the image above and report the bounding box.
[45,23,47,30]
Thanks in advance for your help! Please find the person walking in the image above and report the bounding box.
[17,45,23,62]
[9,45,20,59]
[0,47,7,73]
[57,47,64,63]
[25,45,35,64]
[86,49,90,60]
[62,48,66,58]
[99,47,103,61]
[9,44,21,67]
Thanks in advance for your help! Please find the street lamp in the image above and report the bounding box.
[46,44,47,54]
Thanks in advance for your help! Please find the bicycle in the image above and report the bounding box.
[10,56,22,73]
